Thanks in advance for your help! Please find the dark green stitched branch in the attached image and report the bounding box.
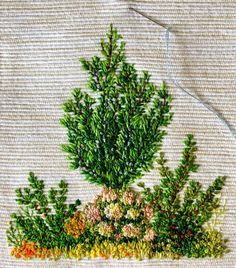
[158,134,199,207]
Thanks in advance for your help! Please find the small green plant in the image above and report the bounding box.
[7,172,81,249]
[138,134,227,257]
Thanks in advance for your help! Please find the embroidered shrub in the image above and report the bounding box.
[63,135,227,258]
[60,24,172,188]
[7,172,81,249]
[139,134,227,257]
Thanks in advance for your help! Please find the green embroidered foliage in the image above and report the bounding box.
[6,137,227,259]
[7,172,81,249]
[60,24,172,188]
[139,135,227,257]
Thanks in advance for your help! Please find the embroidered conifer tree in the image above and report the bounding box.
[60,24,172,188]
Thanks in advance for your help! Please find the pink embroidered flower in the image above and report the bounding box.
[122,191,135,205]
[101,187,117,202]
[84,204,101,223]
[144,203,154,220]
[143,228,156,241]
[115,233,122,241]
[104,203,123,220]
[122,224,140,238]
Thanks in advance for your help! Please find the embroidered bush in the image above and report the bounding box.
[6,24,228,260]
[60,24,172,188]
[140,134,227,257]
[7,172,81,249]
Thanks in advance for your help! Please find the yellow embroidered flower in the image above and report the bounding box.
[104,203,123,220]
[126,208,140,219]
[98,222,114,237]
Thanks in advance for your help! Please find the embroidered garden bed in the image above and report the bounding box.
[7,25,228,260]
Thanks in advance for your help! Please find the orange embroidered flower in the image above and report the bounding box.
[11,241,42,259]
[64,211,86,238]
[11,241,62,259]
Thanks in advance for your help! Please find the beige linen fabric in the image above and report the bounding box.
[1,0,236,267]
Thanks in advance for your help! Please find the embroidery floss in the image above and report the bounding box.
[130,7,236,141]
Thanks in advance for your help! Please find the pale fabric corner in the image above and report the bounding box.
[0,0,236,267]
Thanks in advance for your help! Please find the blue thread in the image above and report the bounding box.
[130,7,236,141]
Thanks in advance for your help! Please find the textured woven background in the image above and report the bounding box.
[1,0,236,267]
